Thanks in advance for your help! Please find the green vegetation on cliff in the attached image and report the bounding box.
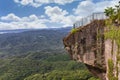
[71,28,79,34]
[104,1,120,80]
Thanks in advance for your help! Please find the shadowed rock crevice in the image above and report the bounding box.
[85,64,106,80]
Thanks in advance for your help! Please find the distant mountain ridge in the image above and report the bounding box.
[0,27,71,58]
[0,27,72,34]
[0,29,30,34]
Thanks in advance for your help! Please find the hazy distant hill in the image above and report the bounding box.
[0,29,31,34]
[0,27,71,57]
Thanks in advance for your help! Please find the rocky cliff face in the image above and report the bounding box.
[63,20,120,80]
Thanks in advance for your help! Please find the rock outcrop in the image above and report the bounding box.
[63,20,120,80]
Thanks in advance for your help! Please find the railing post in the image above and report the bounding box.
[73,23,75,28]
[81,18,83,26]
[73,12,107,29]
[92,13,94,20]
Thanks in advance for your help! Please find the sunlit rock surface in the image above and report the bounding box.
[63,20,120,80]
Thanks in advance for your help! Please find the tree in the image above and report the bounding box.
[104,1,120,24]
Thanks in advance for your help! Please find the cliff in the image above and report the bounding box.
[63,20,120,80]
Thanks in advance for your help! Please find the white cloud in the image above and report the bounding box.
[0,11,74,30]
[44,6,81,27]
[43,0,119,27]
[74,0,118,17]
[0,21,47,30]
[0,0,119,30]
[74,0,95,17]
[94,0,119,12]
[14,0,74,8]
[1,13,21,21]
[0,13,48,30]
[0,6,79,30]
[53,0,74,5]
[45,6,68,22]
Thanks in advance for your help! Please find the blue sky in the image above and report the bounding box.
[0,0,118,30]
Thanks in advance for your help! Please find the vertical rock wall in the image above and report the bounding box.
[63,20,120,80]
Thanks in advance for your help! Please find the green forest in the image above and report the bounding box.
[0,28,99,80]
[0,52,98,80]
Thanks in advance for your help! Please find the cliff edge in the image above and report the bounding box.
[63,20,120,80]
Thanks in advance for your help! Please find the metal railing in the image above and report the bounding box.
[73,12,107,28]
